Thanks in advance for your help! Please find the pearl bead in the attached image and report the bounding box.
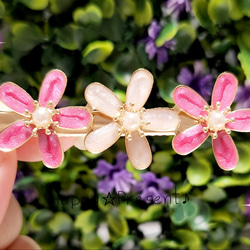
[123,111,141,132]
[207,111,226,130]
[32,107,52,127]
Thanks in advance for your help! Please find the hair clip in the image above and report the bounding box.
[172,72,250,170]
[0,70,93,168]
[83,69,180,170]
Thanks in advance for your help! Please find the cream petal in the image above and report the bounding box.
[126,132,152,170]
[141,108,180,131]
[85,122,120,153]
[85,83,122,117]
[125,69,153,111]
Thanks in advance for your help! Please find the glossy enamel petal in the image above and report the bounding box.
[125,69,154,111]
[53,107,92,129]
[38,130,64,168]
[226,109,250,132]
[211,72,238,111]
[85,83,122,117]
[173,86,207,118]
[125,132,152,170]
[141,108,180,131]
[84,122,120,153]
[39,70,67,107]
[0,82,34,114]
[212,131,238,170]
[172,124,209,155]
[0,121,33,151]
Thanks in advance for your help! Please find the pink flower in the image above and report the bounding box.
[0,70,92,168]
[172,72,250,170]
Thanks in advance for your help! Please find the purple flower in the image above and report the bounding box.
[13,169,38,203]
[94,152,136,194]
[163,0,192,19]
[142,20,176,68]
[133,172,174,202]
[177,61,214,102]
[234,80,250,109]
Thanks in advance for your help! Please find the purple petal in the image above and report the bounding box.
[157,176,174,190]
[177,67,193,85]
[145,40,157,60]
[98,178,115,194]
[148,20,161,40]
[156,47,168,65]
[115,152,128,170]
[94,160,113,177]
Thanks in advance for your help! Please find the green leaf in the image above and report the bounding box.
[19,0,48,10]
[170,201,198,226]
[55,24,78,50]
[93,0,115,18]
[40,172,60,183]
[126,160,146,180]
[47,212,73,234]
[82,232,103,249]
[119,202,142,219]
[150,151,173,174]
[82,40,114,64]
[0,1,5,18]
[211,210,232,223]
[229,0,244,20]
[233,143,250,173]
[29,210,51,232]
[114,52,141,86]
[140,239,159,249]
[174,22,196,53]
[133,0,153,27]
[187,159,212,186]
[208,0,231,25]
[213,174,250,187]
[12,22,43,51]
[191,0,212,30]
[137,205,163,223]
[159,240,185,249]
[202,185,227,203]
[240,237,250,246]
[73,4,102,26]
[155,22,178,47]
[174,229,201,249]
[107,209,128,238]
[75,210,99,234]
[238,0,250,17]
[14,176,37,190]
[49,0,74,14]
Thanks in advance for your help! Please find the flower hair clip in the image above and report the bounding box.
[0,68,249,171]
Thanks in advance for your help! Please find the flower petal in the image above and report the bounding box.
[212,131,238,170]
[125,132,152,170]
[39,69,67,107]
[85,83,122,117]
[125,69,153,111]
[211,72,238,111]
[85,122,120,153]
[172,124,209,155]
[141,108,180,131]
[226,109,250,132]
[0,151,17,225]
[53,107,92,129]
[38,130,64,168]
[173,86,207,118]
[0,121,33,151]
[0,82,34,113]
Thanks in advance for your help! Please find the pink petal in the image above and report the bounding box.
[0,151,17,225]
[226,109,250,132]
[53,107,92,129]
[0,82,34,114]
[39,69,67,107]
[125,132,152,170]
[85,83,122,118]
[172,124,209,155]
[125,69,154,112]
[0,121,33,151]
[38,130,64,168]
[212,131,238,170]
[211,72,237,111]
[173,86,207,118]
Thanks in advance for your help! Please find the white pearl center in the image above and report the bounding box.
[123,111,141,132]
[207,111,226,130]
[32,107,52,127]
